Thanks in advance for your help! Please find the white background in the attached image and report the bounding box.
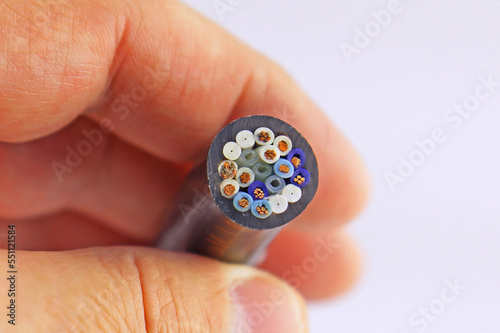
[181,1,500,332]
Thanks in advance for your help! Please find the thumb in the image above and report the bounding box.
[1,247,307,333]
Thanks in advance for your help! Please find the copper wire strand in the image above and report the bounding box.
[294,175,306,185]
[258,131,271,143]
[291,157,301,168]
[238,198,249,208]
[256,205,269,215]
[278,140,288,152]
[264,149,277,160]
[220,161,237,179]
[279,164,290,173]
[240,172,251,184]
[224,184,236,196]
[253,188,265,199]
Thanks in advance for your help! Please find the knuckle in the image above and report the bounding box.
[69,249,147,332]
[133,253,230,333]
[78,250,228,333]
[32,249,147,333]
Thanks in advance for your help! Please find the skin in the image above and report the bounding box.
[0,0,370,332]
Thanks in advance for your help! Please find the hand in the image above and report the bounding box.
[0,0,369,332]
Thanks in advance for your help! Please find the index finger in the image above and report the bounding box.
[0,0,369,228]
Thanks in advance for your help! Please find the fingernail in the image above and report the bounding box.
[230,277,307,333]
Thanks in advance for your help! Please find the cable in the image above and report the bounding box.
[156,115,319,265]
